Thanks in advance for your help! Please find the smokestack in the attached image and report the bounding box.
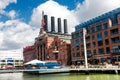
[44,15,48,32]
[64,19,68,34]
[58,18,62,34]
[51,16,55,32]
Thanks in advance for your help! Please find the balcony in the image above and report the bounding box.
[111,49,120,55]
[112,41,120,44]
[111,32,119,35]
[110,29,119,35]
[111,37,120,44]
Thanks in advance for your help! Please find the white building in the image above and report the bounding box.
[0,51,23,68]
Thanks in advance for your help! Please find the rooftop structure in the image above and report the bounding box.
[23,12,71,66]
[75,8,120,31]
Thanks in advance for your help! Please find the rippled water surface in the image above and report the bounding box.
[0,73,120,80]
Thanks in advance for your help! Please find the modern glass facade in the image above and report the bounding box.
[71,7,120,65]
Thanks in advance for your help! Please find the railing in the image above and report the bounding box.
[111,32,119,35]
[112,41,120,44]
[111,49,120,53]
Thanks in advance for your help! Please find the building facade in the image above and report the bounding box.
[47,36,71,65]
[23,14,71,66]
[71,8,120,65]
[33,32,71,66]
[23,45,37,63]
[0,51,23,68]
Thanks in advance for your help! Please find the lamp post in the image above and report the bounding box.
[83,28,88,68]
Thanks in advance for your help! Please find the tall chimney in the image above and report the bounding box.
[64,19,68,34]
[58,18,62,34]
[51,16,55,32]
[44,15,48,32]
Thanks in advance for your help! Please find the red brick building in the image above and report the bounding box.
[23,14,71,66]
[71,8,120,65]
[23,45,37,63]
[47,36,71,65]
[33,28,71,65]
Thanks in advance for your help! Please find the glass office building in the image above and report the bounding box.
[71,8,120,65]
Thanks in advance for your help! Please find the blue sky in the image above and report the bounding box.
[4,0,46,23]
[3,0,84,23]
[0,0,120,52]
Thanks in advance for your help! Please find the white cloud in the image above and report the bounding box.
[30,0,120,33]
[7,10,17,19]
[75,0,120,22]
[0,0,17,19]
[1,9,17,20]
[30,0,79,33]
[0,0,17,13]
[0,20,39,50]
[1,0,120,52]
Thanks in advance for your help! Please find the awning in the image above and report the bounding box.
[24,59,45,65]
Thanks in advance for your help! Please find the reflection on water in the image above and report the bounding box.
[0,73,23,80]
[0,73,120,80]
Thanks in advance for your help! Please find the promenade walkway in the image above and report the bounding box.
[1,67,120,74]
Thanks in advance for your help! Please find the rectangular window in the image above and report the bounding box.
[1,60,5,62]
[104,31,108,37]
[105,39,109,45]
[75,32,79,38]
[86,28,90,34]
[91,27,95,33]
[98,48,104,54]
[76,52,80,57]
[110,28,119,35]
[87,50,91,57]
[112,46,119,53]
[96,25,102,31]
[76,39,79,50]
[93,49,96,55]
[111,37,120,44]
[76,45,80,50]
[76,39,79,45]
[86,36,90,42]
[79,32,83,36]
[103,23,108,29]
[97,32,102,41]
[15,60,19,62]
[98,41,103,46]
[80,38,83,42]
[87,29,90,34]
[86,43,91,48]
[97,33,103,46]
[71,40,74,46]
[72,33,74,38]
[106,47,110,54]
[92,35,95,40]
[92,42,96,47]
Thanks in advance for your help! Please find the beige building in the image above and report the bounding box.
[0,51,23,68]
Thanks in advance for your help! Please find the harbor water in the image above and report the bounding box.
[0,73,120,80]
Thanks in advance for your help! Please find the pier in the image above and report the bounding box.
[23,68,120,74]
[1,68,120,74]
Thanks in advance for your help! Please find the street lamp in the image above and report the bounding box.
[83,28,88,68]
